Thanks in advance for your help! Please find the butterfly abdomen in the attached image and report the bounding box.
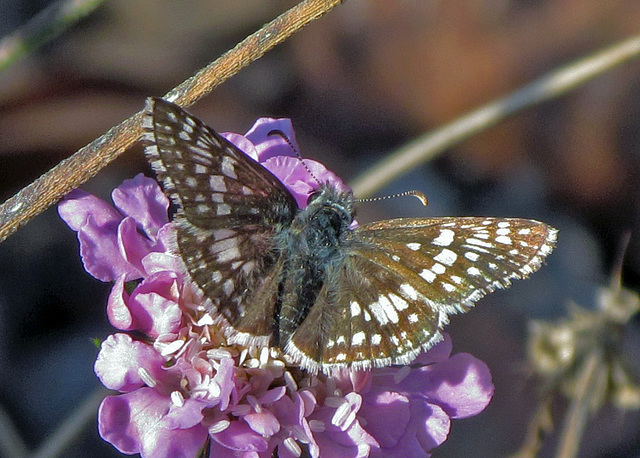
[276,184,355,345]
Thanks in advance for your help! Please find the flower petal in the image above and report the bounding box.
[211,420,269,452]
[370,347,493,419]
[98,394,142,455]
[128,271,183,337]
[99,388,207,458]
[413,352,494,419]
[59,190,142,281]
[214,357,236,411]
[106,275,135,330]
[262,156,348,208]
[244,410,280,436]
[118,216,154,274]
[111,174,170,237]
[242,117,299,161]
[359,390,410,448]
[58,189,120,231]
[221,132,260,161]
[259,386,287,405]
[94,333,165,391]
[164,398,207,429]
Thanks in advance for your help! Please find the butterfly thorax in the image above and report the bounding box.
[274,183,355,346]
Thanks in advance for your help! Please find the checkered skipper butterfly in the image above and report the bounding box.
[143,98,557,373]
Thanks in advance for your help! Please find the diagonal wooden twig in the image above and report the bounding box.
[0,0,343,244]
[350,35,640,197]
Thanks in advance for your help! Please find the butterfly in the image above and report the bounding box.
[142,97,557,374]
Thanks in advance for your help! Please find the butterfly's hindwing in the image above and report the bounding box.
[287,255,443,372]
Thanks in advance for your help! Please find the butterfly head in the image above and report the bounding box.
[308,181,354,213]
[291,182,356,238]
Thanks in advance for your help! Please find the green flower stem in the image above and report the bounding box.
[556,350,604,458]
[0,0,106,72]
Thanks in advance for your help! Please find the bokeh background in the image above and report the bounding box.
[1,1,640,456]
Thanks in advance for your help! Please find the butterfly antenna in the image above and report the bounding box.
[268,129,322,187]
[356,190,428,207]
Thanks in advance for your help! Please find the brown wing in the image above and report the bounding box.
[287,217,556,373]
[143,98,297,344]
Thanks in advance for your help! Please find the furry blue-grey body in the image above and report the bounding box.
[274,184,355,346]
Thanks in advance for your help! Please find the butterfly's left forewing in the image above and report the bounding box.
[143,98,297,228]
[288,216,556,372]
[143,98,298,345]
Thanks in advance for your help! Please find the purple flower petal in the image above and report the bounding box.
[59,190,142,281]
[58,189,120,231]
[242,117,299,162]
[163,398,207,429]
[410,353,494,419]
[244,410,280,437]
[111,174,169,236]
[94,333,166,391]
[298,390,317,417]
[369,349,493,419]
[141,250,182,277]
[258,386,287,405]
[358,390,410,448]
[99,388,208,458]
[221,132,260,161]
[118,217,154,274]
[211,420,269,452]
[214,357,236,411]
[262,156,348,208]
[368,400,449,457]
[420,402,450,451]
[80,216,144,281]
[106,275,134,330]
[98,394,142,455]
[127,271,183,337]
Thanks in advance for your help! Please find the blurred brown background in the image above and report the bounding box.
[1,1,640,456]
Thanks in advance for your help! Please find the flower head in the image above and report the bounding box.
[59,117,493,457]
[222,117,349,208]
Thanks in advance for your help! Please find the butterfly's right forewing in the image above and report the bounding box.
[288,216,556,372]
[143,98,298,344]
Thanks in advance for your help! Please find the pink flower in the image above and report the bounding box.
[59,117,493,457]
[222,117,349,208]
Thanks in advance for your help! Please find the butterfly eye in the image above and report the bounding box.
[307,189,322,205]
